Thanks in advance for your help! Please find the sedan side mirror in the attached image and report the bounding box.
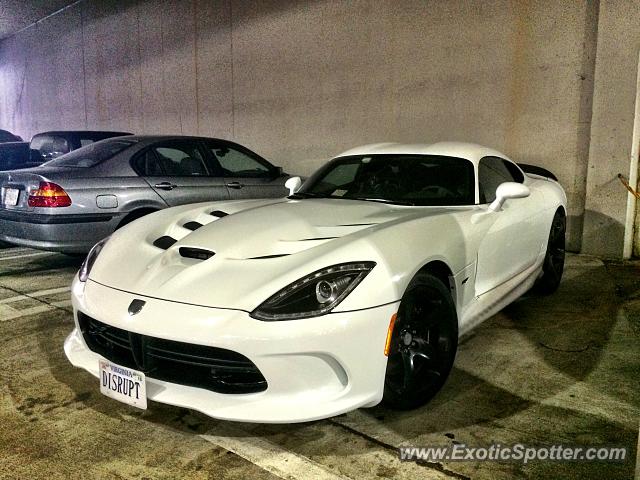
[285,176,303,195]
[489,182,530,211]
[270,166,283,178]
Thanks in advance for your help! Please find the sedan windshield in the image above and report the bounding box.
[298,155,475,206]
[43,139,136,168]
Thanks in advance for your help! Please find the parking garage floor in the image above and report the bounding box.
[0,247,637,480]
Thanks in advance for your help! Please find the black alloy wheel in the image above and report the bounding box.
[383,273,458,410]
[534,208,566,295]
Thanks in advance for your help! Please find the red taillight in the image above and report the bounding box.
[28,182,72,208]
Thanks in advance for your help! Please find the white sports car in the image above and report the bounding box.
[64,142,566,423]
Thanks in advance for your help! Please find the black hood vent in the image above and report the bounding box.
[183,221,203,231]
[153,236,177,250]
[179,247,215,261]
[210,210,228,217]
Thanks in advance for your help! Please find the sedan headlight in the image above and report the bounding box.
[78,236,110,282]
[251,262,376,321]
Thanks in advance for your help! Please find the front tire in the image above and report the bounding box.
[383,273,458,410]
[534,208,566,295]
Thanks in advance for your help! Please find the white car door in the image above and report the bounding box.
[474,156,543,296]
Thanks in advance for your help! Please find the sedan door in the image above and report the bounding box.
[204,140,288,199]
[134,140,229,206]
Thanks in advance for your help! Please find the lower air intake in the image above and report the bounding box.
[78,312,267,394]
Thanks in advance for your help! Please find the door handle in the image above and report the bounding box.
[154,182,177,191]
[226,182,243,189]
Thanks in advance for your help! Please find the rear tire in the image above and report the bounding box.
[382,273,458,410]
[534,208,566,295]
[117,209,157,230]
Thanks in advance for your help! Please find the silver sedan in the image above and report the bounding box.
[0,135,293,253]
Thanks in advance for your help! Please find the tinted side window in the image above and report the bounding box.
[503,160,524,183]
[134,150,164,176]
[151,142,208,176]
[478,156,521,203]
[209,143,270,177]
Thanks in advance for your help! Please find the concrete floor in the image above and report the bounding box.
[0,248,637,480]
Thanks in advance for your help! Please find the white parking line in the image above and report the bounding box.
[0,252,54,261]
[0,247,32,255]
[0,286,71,304]
[0,300,72,321]
[201,425,352,480]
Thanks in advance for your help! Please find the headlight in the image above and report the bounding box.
[78,236,109,282]
[251,262,376,321]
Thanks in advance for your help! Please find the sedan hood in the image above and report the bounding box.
[89,198,455,311]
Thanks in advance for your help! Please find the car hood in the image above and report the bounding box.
[89,198,456,311]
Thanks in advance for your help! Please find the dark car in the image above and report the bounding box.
[0,130,132,171]
[0,142,31,171]
[0,135,294,253]
[0,129,22,143]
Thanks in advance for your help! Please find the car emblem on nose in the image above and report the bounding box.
[128,299,146,316]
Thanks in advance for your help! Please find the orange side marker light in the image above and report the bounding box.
[384,313,397,356]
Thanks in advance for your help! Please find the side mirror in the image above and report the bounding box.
[285,176,302,196]
[489,182,530,211]
[270,166,283,178]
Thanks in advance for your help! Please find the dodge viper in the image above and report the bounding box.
[64,142,566,423]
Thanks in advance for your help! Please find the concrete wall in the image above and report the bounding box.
[0,0,637,256]
[581,0,640,258]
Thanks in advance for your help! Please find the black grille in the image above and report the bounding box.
[78,312,267,394]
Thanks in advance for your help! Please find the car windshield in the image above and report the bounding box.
[297,154,475,206]
[43,139,136,168]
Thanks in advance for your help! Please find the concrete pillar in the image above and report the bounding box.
[582,0,640,258]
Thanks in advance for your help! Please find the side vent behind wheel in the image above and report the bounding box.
[179,247,215,261]
[153,236,177,250]
[210,210,228,217]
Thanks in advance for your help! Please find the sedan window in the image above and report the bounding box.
[210,145,270,177]
[43,139,135,168]
[151,144,208,176]
[134,150,164,176]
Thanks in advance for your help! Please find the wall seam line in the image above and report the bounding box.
[194,0,200,134]
[79,1,88,128]
[229,0,235,139]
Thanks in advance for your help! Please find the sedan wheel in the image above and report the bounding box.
[383,273,458,410]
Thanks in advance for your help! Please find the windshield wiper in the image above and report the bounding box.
[288,192,332,199]
[345,197,416,206]
[289,193,414,206]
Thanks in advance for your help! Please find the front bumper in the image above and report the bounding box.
[0,209,120,253]
[64,277,399,423]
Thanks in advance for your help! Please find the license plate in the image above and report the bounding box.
[99,359,147,409]
[3,188,18,206]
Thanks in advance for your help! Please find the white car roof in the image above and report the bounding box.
[336,142,512,166]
